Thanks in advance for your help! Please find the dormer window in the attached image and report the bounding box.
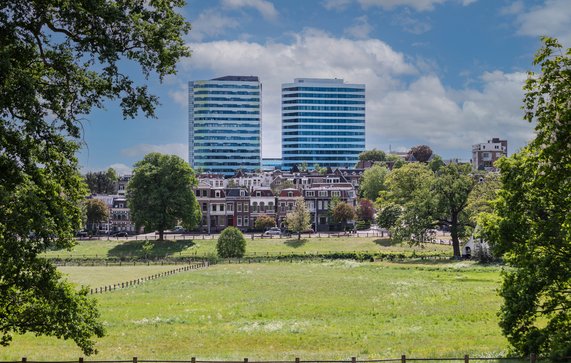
[215,190,221,198]
[288,191,293,197]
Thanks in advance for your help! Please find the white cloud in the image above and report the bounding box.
[221,0,278,20]
[393,10,432,34]
[182,30,533,159]
[344,16,373,39]
[168,83,188,108]
[121,144,188,161]
[499,0,524,15]
[322,0,354,11]
[189,9,240,41]
[108,163,133,176]
[514,0,571,46]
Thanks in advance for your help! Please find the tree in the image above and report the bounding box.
[85,198,109,233]
[84,168,118,195]
[272,179,295,195]
[480,38,571,359]
[381,162,475,257]
[254,214,276,231]
[428,154,445,172]
[386,154,405,169]
[128,153,200,241]
[285,198,311,240]
[0,0,189,354]
[356,199,375,223]
[313,163,327,174]
[332,202,356,231]
[376,203,401,230]
[216,227,246,258]
[407,145,433,162]
[359,164,389,200]
[358,148,386,162]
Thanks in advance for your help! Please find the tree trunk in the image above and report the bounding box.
[298,231,301,240]
[158,229,164,241]
[451,213,461,259]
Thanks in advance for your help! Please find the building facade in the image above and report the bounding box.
[189,76,262,176]
[472,138,508,171]
[281,78,365,170]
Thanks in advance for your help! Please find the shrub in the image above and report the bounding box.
[355,220,371,230]
[216,227,246,258]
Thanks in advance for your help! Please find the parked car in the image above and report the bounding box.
[111,231,128,237]
[263,227,282,236]
[75,230,88,238]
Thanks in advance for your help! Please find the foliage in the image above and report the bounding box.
[0,0,189,354]
[127,153,201,241]
[85,198,110,233]
[480,37,571,359]
[355,220,371,230]
[359,164,389,200]
[376,202,402,230]
[331,202,356,231]
[382,162,475,257]
[356,198,375,222]
[272,179,295,195]
[407,145,433,162]
[466,172,501,219]
[428,154,445,172]
[386,154,406,169]
[216,227,246,258]
[313,164,328,174]
[358,148,386,162]
[84,169,118,195]
[285,198,311,240]
[254,214,276,231]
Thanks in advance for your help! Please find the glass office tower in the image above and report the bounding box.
[281,78,365,170]
[189,76,261,176]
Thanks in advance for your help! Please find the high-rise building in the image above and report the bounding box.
[471,137,508,171]
[281,78,365,170]
[189,76,261,176]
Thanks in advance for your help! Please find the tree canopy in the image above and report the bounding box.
[254,214,276,231]
[216,227,246,258]
[480,37,571,359]
[0,0,190,354]
[358,148,386,162]
[331,202,356,231]
[359,164,389,200]
[407,145,433,162]
[127,153,200,241]
[85,198,110,233]
[85,169,118,195]
[356,198,375,223]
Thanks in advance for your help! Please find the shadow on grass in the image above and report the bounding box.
[373,238,401,247]
[283,238,308,248]
[108,239,196,258]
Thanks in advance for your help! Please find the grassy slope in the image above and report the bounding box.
[43,236,451,259]
[1,261,507,360]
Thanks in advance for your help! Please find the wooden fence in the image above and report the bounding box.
[89,261,208,294]
[12,354,554,363]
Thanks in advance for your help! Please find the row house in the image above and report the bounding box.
[225,188,251,230]
[250,187,276,227]
[276,188,302,228]
[195,181,228,233]
[110,196,136,233]
[303,183,357,232]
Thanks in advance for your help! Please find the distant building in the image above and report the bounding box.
[262,157,283,170]
[472,138,508,171]
[281,78,365,170]
[188,76,261,176]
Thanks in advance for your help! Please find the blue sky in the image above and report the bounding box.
[77,0,571,175]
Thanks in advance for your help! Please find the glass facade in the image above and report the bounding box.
[281,78,365,170]
[189,76,261,176]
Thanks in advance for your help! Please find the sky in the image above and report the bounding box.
[77,0,571,175]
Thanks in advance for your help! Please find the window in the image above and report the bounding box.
[260,202,265,212]
[252,202,258,212]
[227,203,234,212]
[243,217,249,226]
[212,204,217,212]
[288,203,293,211]
[331,191,340,197]
[256,191,261,197]
[243,203,249,212]
[195,190,200,197]
[202,203,207,212]
[280,202,286,212]
[215,190,220,198]
[287,192,293,197]
[220,204,224,212]
[237,203,242,212]
[306,191,315,197]
[319,191,327,197]
[240,190,245,197]
[237,216,242,226]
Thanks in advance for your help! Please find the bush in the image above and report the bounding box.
[216,227,246,258]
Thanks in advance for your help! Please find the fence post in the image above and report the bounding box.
[295,358,300,363]
[244,359,248,363]
[530,353,537,363]
[22,358,26,363]
[191,358,196,363]
[401,355,406,363]
[79,358,84,363]
[352,357,356,363]
[464,355,469,363]
[133,357,138,363]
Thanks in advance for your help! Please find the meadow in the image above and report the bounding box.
[0,260,508,361]
[42,236,451,259]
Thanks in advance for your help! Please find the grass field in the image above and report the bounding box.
[42,236,452,259]
[1,260,508,361]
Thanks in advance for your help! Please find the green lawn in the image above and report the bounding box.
[1,261,508,361]
[43,236,451,259]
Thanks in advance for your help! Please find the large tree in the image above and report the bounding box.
[0,0,190,354]
[254,214,276,231]
[356,198,375,223]
[285,198,311,240]
[359,164,389,200]
[382,162,476,258]
[128,153,200,241]
[85,198,110,234]
[407,144,433,162]
[332,202,357,232]
[358,148,386,162]
[85,168,118,195]
[480,37,571,359]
